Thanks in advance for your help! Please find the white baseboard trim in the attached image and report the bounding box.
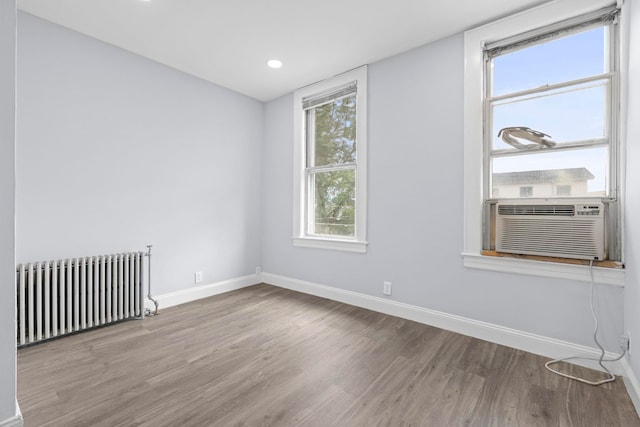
[0,417,22,427]
[144,273,260,311]
[262,272,624,374]
[621,357,640,418]
[0,402,23,427]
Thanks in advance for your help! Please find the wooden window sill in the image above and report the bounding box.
[480,250,624,269]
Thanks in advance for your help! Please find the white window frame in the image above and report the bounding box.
[463,0,625,285]
[485,14,618,201]
[292,66,368,253]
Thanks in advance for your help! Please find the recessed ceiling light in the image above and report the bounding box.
[267,59,283,69]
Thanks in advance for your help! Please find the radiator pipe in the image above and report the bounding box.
[145,245,159,316]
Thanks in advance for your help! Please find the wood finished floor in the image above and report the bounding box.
[18,284,640,427]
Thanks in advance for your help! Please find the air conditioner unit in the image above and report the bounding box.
[495,201,605,260]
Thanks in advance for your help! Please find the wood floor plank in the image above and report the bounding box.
[17,284,640,426]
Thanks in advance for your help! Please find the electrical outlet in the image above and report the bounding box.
[256,266,262,275]
[383,281,392,296]
[194,271,203,284]
[621,334,630,353]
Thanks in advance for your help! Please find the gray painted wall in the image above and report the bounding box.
[262,33,625,351]
[17,13,263,296]
[11,4,639,417]
[0,0,16,422]
[624,0,640,377]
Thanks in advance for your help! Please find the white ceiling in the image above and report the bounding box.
[17,0,550,102]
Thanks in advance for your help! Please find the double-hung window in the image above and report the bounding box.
[293,66,368,253]
[482,6,621,261]
[463,0,625,283]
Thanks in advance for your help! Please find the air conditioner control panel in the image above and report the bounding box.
[576,204,602,216]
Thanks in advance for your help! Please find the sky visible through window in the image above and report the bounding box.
[491,26,608,195]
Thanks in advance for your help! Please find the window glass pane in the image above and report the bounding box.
[492,26,606,96]
[491,147,607,198]
[311,169,355,236]
[492,81,605,150]
[311,95,356,167]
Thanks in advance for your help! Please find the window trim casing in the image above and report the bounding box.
[463,0,625,285]
[293,66,368,253]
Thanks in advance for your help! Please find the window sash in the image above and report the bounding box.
[305,97,357,169]
[304,88,358,239]
[483,18,618,201]
[305,165,357,238]
[487,75,612,157]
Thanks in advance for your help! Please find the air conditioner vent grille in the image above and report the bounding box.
[497,218,600,258]
[498,204,575,216]
[495,201,605,260]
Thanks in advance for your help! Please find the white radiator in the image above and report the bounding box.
[17,252,145,347]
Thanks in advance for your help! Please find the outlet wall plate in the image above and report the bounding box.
[195,271,203,284]
[383,281,392,296]
[620,334,630,353]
